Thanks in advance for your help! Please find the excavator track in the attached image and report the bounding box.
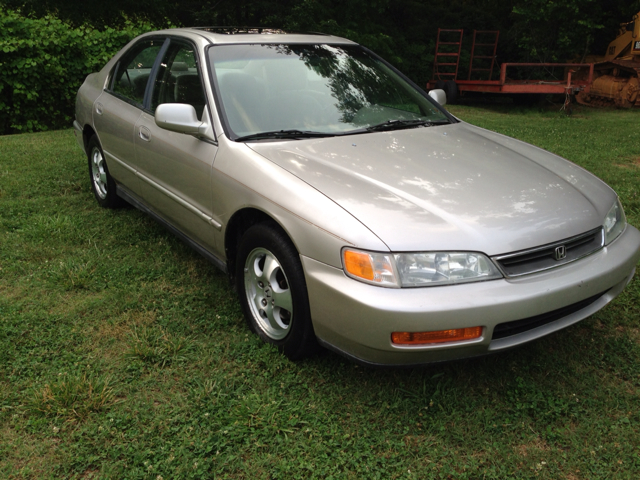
[576,60,640,108]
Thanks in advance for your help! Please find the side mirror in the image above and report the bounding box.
[155,103,208,135]
[428,89,447,106]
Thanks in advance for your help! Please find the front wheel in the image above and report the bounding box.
[236,222,318,360]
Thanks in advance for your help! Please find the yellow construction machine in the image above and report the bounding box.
[576,11,640,107]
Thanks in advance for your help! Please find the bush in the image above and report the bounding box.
[0,10,155,135]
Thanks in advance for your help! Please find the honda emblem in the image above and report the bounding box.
[554,245,567,261]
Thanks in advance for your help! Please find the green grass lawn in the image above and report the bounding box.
[1,104,639,479]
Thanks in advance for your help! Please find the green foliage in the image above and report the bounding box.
[3,1,640,137]
[1,0,172,28]
[511,0,605,62]
[0,9,154,134]
[281,0,448,86]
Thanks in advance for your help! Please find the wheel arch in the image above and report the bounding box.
[224,207,296,283]
[82,124,98,151]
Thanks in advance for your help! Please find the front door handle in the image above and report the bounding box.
[95,102,104,115]
[139,126,151,142]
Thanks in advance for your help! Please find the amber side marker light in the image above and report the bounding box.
[392,327,483,345]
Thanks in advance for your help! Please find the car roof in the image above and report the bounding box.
[150,27,357,45]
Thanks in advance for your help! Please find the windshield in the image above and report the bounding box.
[208,44,451,139]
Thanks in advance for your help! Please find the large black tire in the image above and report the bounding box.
[87,136,125,208]
[236,222,318,360]
[512,93,544,106]
[443,80,458,104]
[434,80,446,90]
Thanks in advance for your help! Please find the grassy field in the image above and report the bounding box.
[1,104,639,479]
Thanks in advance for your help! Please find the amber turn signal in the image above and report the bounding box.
[343,250,375,281]
[391,327,483,345]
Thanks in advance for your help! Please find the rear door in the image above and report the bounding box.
[93,38,166,191]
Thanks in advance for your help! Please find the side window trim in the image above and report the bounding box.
[106,37,169,110]
[204,44,233,140]
[143,39,171,109]
[148,37,209,118]
[108,61,119,91]
[142,35,217,143]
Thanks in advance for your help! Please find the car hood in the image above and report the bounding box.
[248,122,615,255]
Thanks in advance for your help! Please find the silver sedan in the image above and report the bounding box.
[74,28,640,365]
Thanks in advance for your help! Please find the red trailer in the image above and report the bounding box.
[426,29,594,107]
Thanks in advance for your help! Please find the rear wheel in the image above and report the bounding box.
[236,222,318,360]
[512,93,544,106]
[444,80,458,104]
[87,136,124,208]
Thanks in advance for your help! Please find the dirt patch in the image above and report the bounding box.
[85,308,159,361]
[614,157,640,169]
[0,425,62,476]
[92,309,158,342]
[627,327,640,345]
[515,436,551,457]
[47,291,108,317]
[0,284,28,302]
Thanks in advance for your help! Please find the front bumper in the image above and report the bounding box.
[303,225,640,366]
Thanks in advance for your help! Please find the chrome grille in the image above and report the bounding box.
[493,227,604,277]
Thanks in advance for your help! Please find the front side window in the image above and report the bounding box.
[111,39,163,105]
[208,44,451,138]
[151,41,207,120]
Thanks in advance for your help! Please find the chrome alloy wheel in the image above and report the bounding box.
[244,247,293,340]
[90,146,108,200]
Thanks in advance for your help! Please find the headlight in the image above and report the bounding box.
[603,198,626,245]
[394,252,503,287]
[342,248,502,287]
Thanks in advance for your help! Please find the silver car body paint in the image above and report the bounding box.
[248,122,615,255]
[211,137,389,266]
[74,28,640,365]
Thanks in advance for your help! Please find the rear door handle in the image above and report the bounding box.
[139,126,151,142]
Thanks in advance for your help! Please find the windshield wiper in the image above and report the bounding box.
[235,129,336,142]
[365,119,450,132]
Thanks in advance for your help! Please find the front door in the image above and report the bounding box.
[133,39,218,252]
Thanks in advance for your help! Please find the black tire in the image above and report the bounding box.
[512,93,544,106]
[434,80,446,90]
[236,222,318,360]
[87,136,125,208]
[443,80,458,104]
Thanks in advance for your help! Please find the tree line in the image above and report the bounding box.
[5,0,639,72]
[1,0,639,134]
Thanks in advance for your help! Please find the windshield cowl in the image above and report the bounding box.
[365,119,451,133]
[235,129,337,142]
[234,120,453,142]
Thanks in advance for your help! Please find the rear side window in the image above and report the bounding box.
[110,39,163,106]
